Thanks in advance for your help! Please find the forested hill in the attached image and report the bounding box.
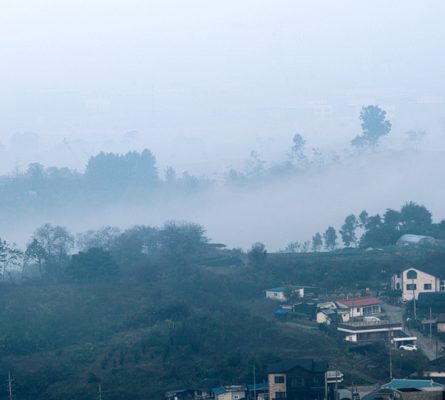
[0,242,443,399]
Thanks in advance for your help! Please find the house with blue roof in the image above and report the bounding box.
[265,286,307,302]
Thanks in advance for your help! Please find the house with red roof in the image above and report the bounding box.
[337,296,383,318]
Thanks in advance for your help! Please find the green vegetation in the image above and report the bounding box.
[0,222,441,399]
[291,202,445,252]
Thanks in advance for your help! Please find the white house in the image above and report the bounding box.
[337,296,383,318]
[391,268,445,301]
[265,286,305,302]
[213,385,246,400]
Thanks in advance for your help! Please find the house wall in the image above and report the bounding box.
[217,390,246,400]
[268,373,286,400]
[339,313,350,323]
[349,306,363,318]
[316,312,329,324]
[399,269,439,301]
[437,322,445,333]
[403,391,443,400]
[424,371,445,377]
[296,288,305,298]
[266,290,287,302]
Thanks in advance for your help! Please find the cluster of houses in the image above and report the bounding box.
[266,265,445,345]
[166,356,445,400]
[165,265,445,400]
[165,358,341,400]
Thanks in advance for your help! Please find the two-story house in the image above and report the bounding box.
[268,359,328,400]
[391,268,445,301]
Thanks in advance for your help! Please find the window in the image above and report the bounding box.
[406,270,417,279]
[274,376,285,384]
[424,283,432,290]
[407,284,417,291]
[290,377,305,388]
[275,392,286,399]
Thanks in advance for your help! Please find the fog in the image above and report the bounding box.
[1,0,444,249]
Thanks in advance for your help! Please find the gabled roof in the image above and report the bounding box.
[267,359,328,374]
[212,385,246,395]
[319,309,336,316]
[382,379,442,389]
[338,296,383,308]
[425,357,445,371]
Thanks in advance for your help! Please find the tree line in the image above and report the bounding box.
[283,201,445,252]
[0,221,223,283]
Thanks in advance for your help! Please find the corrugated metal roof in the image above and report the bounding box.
[339,296,383,308]
[267,287,285,292]
[382,379,442,389]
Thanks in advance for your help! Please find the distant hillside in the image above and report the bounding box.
[0,247,441,399]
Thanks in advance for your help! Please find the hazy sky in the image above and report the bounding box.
[1,0,444,174]
[1,1,445,249]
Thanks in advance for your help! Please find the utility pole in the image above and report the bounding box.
[412,283,417,319]
[388,328,393,380]
[253,364,256,400]
[98,384,103,400]
[7,372,13,400]
[429,307,433,340]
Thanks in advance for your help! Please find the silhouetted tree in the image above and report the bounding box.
[340,214,358,247]
[247,242,267,267]
[358,210,369,228]
[25,239,47,277]
[351,105,391,149]
[400,201,432,232]
[312,233,323,252]
[32,224,74,277]
[67,247,119,282]
[77,226,121,251]
[323,227,337,251]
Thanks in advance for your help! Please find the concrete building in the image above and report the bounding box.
[391,268,445,301]
[337,320,403,343]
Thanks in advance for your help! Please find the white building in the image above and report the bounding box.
[337,296,383,318]
[213,385,246,400]
[338,321,403,343]
[391,268,445,301]
[265,286,305,302]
